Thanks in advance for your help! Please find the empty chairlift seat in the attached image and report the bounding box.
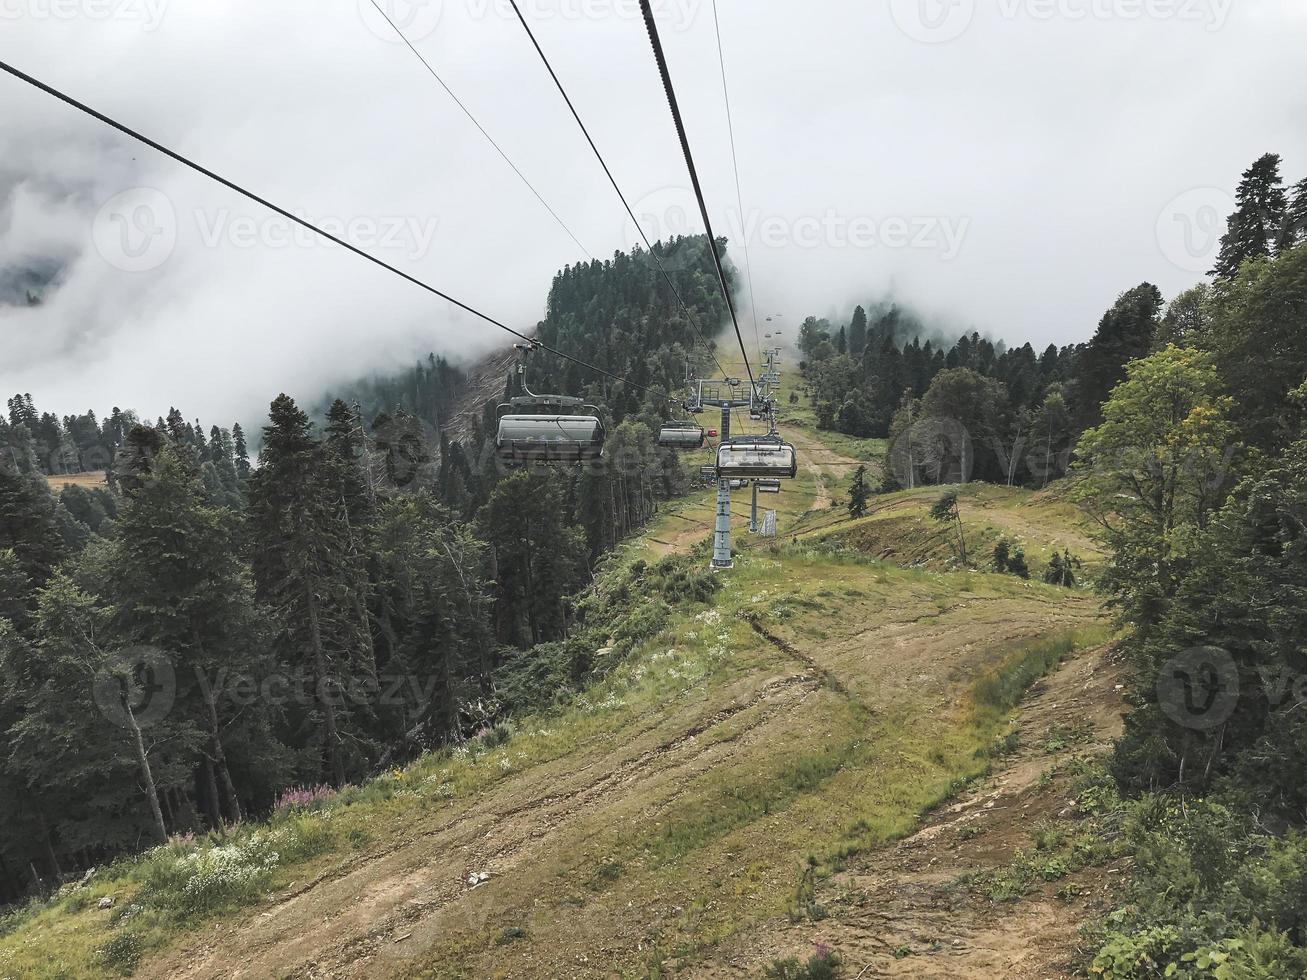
[496,397,606,463]
[716,437,798,480]
[657,422,706,450]
[756,479,782,494]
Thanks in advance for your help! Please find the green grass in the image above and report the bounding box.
[0,462,1108,978]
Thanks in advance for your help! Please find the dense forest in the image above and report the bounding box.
[807,151,1307,973]
[0,233,729,903]
[800,152,1307,493]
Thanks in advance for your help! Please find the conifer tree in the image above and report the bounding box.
[848,304,868,357]
[847,464,871,518]
[248,396,373,786]
[232,423,251,480]
[1211,153,1288,280]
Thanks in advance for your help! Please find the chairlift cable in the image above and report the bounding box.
[637,0,758,393]
[503,0,733,388]
[709,0,764,368]
[363,0,592,259]
[0,59,665,402]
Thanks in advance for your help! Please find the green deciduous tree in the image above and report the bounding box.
[1073,346,1236,635]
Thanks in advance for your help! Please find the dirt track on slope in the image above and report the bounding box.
[135,414,1116,980]
[690,644,1126,979]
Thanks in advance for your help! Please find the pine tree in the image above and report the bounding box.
[848,305,868,357]
[1211,153,1288,280]
[992,539,1011,573]
[248,396,373,786]
[1282,177,1307,250]
[0,467,66,591]
[1075,283,1163,429]
[847,464,871,518]
[232,423,251,480]
[110,442,269,824]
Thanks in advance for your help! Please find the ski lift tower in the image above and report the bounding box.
[693,377,766,570]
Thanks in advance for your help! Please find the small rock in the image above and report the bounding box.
[98,896,115,910]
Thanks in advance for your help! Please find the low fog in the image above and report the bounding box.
[1,0,1304,426]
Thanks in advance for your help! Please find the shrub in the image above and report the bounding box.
[96,932,145,975]
[765,942,842,979]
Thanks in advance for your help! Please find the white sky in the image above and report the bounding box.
[1,0,1305,427]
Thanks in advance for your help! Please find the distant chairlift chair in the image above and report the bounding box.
[495,344,606,463]
[657,421,706,450]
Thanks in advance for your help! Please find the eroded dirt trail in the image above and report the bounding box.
[690,644,1126,979]
[140,585,1104,979]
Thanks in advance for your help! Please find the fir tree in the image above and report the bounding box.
[847,464,871,518]
[1211,153,1289,280]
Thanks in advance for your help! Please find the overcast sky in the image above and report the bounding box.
[1,0,1305,428]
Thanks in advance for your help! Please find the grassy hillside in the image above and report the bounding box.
[0,391,1110,979]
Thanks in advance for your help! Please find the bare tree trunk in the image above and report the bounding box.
[125,700,168,843]
[200,755,221,826]
[306,589,346,788]
[36,807,61,879]
[204,691,243,823]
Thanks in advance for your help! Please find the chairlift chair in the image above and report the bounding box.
[657,421,706,450]
[756,479,782,494]
[716,435,798,480]
[495,344,606,463]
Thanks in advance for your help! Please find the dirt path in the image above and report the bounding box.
[689,644,1126,978]
[139,586,1105,979]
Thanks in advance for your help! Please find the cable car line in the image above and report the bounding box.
[710,0,764,367]
[363,0,592,260]
[638,0,757,394]
[503,0,735,392]
[0,59,665,403]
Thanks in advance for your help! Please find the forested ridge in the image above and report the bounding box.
[0,234,729,903]
[799,153,1307,495]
